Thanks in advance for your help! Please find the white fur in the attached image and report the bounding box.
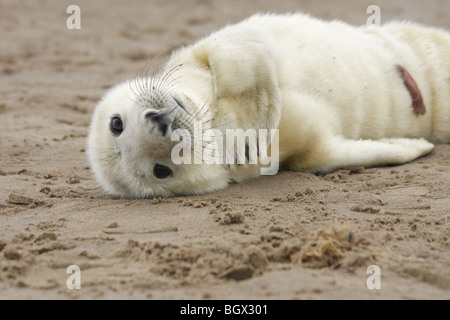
[87,13,450,197]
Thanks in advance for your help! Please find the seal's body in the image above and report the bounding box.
[87,14,450,198]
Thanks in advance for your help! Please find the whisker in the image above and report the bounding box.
[157,64,184,91]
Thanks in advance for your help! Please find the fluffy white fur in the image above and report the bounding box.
[87,13,450,198]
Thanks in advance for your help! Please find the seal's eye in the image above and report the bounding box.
[110,116,123,135]
[153,164,172,179]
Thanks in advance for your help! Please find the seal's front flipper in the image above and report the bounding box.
[192,28,281,134]
[309,137,435,173]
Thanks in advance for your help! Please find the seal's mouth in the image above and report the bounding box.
[173,97,186,111]
[171,96,196,134]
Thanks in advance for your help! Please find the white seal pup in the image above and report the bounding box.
[87,13,450,198]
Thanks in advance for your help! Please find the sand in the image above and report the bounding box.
[0,0,449,299]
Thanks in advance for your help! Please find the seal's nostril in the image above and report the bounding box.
[144,111,171,136]
[145,111,163,123]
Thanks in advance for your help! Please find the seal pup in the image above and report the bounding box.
[87,13,450,198]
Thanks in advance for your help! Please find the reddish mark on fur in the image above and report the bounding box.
[395,64,426,116]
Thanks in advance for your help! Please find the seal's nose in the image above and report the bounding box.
[144,109,174,137]
[145,111,164,123]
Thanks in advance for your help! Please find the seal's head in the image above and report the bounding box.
[87,79,229,198]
